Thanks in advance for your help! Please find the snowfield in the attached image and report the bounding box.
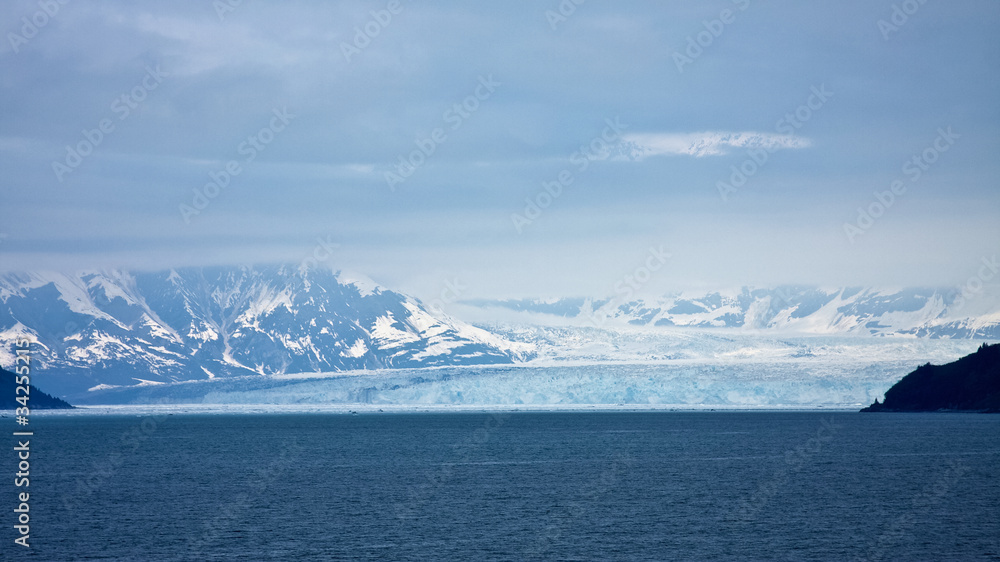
[77,333,984,409]
[1,267,997,408]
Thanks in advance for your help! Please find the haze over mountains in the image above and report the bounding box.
[0,265,997,402]
[458,286,1000,338]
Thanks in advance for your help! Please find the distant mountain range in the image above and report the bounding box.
[1,267,998,402]
[0,267,531,397]
[458,286,1000,338]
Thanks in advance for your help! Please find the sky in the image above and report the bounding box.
[1,0,998,302]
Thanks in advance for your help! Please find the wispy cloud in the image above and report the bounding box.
[1,1,995,295]
[612,131,812,160]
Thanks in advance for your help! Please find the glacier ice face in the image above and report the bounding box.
[69,361,937,409]
[3,267,997,406]
[76,335,984,408]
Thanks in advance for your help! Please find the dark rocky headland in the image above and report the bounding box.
[862,343,1000,413]
[1,367,73,410]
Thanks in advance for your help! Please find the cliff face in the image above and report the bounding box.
[862,343,1000,413]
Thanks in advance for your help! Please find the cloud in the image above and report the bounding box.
[612,131,812,160]
[1,1,996,298]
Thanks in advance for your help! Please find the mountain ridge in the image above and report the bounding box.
[2,267,998,403]
[456,286,1000,338]
[0,266,532,398]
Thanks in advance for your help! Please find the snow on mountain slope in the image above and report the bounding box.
[0,266,532,397]
[4,272,997,406]
[457,286,1000,339]
[75,335,984,409]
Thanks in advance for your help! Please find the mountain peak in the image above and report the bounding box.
[455,286,999,338]
[333,270,382,297]
[0,266,532,399]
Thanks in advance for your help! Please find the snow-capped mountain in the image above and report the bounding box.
[0,266,532,397]
[457,286,1000,339]
[4,271,997,406]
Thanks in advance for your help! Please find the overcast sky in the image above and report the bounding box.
[1,0,998,301]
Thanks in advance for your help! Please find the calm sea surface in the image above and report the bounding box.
[9,412,1000,560]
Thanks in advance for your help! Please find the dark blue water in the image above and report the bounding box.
[8,412,1000,560]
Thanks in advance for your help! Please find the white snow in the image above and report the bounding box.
[143,314,180,342]
[149,346,186,359]
[340,339,368,358]
[410,339,466,360]
[0,323,37,367]
[3,268,996,410]
[369,313,420,348]
[236,285,295,326]
[187,325,219,342]
[78,339,969,408]
[87,384,121,391]
[336,271,381,297]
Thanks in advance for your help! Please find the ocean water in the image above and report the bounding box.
[10,411,1000,560]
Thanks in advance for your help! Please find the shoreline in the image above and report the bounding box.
[7,403,869,416]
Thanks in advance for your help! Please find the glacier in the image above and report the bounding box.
[1,266,997,408]
[75,334,983,409]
